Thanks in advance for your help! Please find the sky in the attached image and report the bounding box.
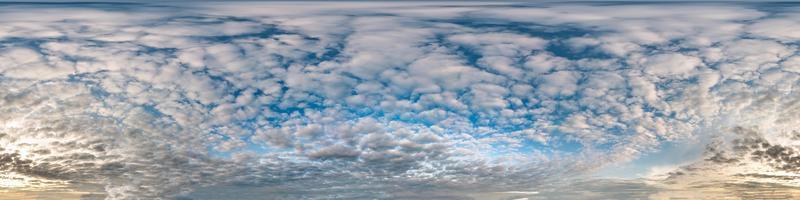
[1,1,800,200]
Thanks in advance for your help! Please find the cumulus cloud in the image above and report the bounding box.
[0,1,799,199]
[641,53,702,76]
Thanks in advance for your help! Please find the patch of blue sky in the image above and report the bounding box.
[193,26,289,43]
[595,137,708,179]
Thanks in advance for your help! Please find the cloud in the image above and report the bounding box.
[641,53,702,76]
[747,13,800,41]
[0,1,799,199]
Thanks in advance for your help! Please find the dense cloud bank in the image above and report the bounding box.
[1,2,800,199]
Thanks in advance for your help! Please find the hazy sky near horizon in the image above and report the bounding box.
[2,1,800,199]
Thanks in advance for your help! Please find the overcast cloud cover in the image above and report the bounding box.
[2,1,800,199]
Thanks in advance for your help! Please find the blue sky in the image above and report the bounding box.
[1,1,800,199]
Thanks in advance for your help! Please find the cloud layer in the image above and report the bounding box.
[0,1,799,199]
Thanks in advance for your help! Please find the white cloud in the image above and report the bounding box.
[642,53,702,76]
[538,71,581,97]
[747,14,800,41]
[0,2,798,199]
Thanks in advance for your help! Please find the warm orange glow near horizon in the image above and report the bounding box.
[0,172,105,200]
[0,189,99,200]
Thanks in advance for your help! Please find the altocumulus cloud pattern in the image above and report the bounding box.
[3,1,800,200]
